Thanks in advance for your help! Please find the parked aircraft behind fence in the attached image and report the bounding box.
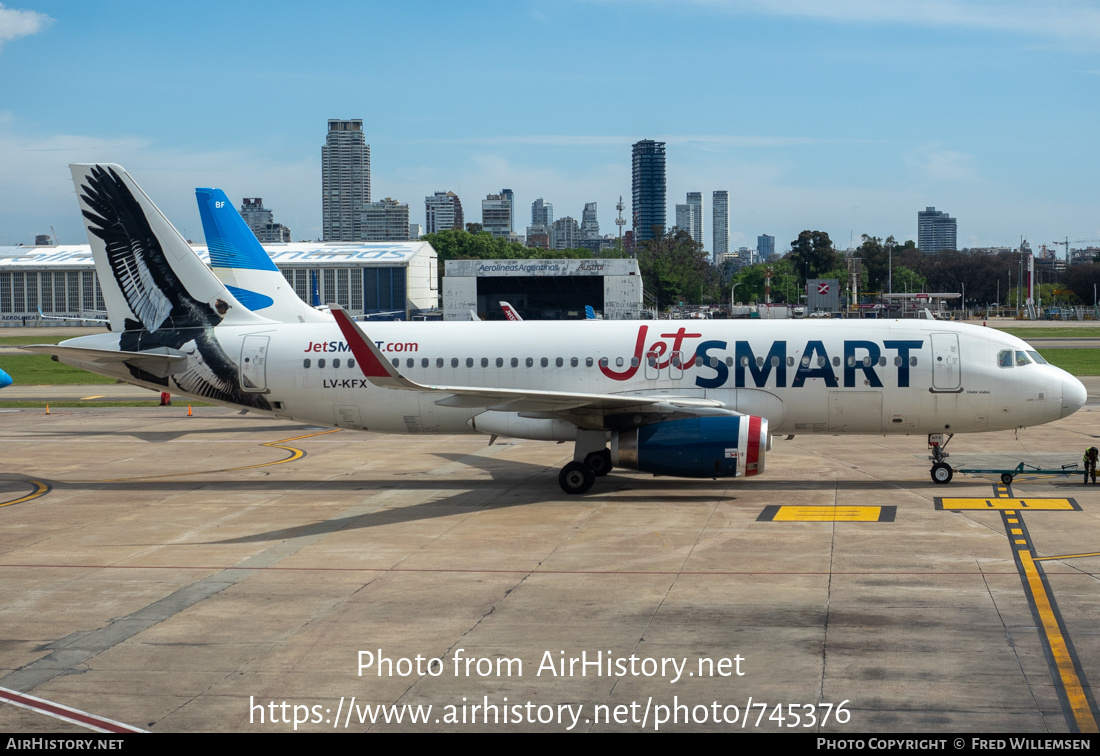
[25,164,1088,494]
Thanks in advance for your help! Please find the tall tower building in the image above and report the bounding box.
[500,189,515,233]
[425,191,464,233]
[482,194,512,238]
[917,206,957,254]
[322,119,370,241]
[580,202,599,239]
[531,198,553,228]
[675,204,694,236]
[631,139,666,243]
[686,192,703,247]
[757,234,775,261]
[712,191,729,263]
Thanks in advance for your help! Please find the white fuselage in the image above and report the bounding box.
[59,318,1081,440]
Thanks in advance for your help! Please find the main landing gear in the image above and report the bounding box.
[558,431,612,495]
[928,432,954,484]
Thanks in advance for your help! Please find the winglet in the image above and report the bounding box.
[0,367,11,389]
[329,306,420,390]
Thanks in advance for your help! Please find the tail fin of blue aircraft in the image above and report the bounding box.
[585,305,595,320]
[195,188,329,323]
[0,367,12,389]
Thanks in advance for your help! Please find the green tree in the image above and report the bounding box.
[636,228,714,308]
[788,230,840,285]
[732,259,799,304]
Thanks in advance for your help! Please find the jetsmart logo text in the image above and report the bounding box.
[305,341,418,353]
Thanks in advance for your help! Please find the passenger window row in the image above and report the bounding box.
[302,358,356,369]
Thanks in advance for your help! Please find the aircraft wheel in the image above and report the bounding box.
[559,461,596,495]
[930,462,953,484]
[1000,473,1014,485]
[584,449,613,477]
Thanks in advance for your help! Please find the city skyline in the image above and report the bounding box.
[1,1,1097,254]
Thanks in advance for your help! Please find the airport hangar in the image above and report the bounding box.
[0,242,440,323]
[443,257,645,321]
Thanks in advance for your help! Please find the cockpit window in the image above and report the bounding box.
[998,350,1013,368]
[1015,350,1032,366]
[1027,350,1048,365]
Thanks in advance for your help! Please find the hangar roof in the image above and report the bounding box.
[0,242,435,270]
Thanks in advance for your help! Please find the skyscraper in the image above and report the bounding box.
[917,207,957,254]
[500,189,515,233]
[675,204,694,236]
[425,191,464,234]
[322,119,370,242]
[712,191,729,263]
[757,234,775,261]
[531,198,553,228]
[631,139,666,243]
[552,217,579,250]
[686,192,703,247]
[580,202,599,239]
[482,193,512,238]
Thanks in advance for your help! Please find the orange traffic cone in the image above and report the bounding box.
[45,403,50,415]
[187,404,193,417]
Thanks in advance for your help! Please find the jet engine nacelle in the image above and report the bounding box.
[611,415,767,478]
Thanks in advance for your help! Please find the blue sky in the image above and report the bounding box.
[1,0,1097,254]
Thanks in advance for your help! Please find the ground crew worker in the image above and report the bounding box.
[1084,447,1098,485]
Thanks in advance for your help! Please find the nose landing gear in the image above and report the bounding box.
[929,432,954,484]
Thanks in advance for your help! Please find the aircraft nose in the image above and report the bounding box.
[1062,375,1087,418]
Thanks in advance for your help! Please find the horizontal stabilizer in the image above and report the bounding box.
[23,344,187,378]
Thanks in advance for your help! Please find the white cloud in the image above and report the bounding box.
[608,0,1100,42]
[0,4,53,51]
[906,146,980,184]
[0,127,319,245]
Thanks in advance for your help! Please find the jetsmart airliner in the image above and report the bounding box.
[25,164,1087,494]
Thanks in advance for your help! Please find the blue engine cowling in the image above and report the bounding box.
[610,415,768,478]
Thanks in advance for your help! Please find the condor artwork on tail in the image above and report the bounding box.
[24,164,1088,494]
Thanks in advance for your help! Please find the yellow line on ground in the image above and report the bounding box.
[938,498,1077,510]
[1019,549,1099,733]
[95,429,343,481]
[1034,551,1100,562]
[0,480,50,508]
[79,395,104,400]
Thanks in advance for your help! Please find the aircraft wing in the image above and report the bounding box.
[329,307,725,415]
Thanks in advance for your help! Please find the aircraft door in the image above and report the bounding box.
[931,333,961,391]
[239,335,270,393]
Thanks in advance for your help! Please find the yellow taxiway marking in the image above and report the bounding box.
[79,395,104,400]
[1035,551,1100,562]
[1018,547,1099,732]
[95,429,343,482]
[0,480,51,508]
[760,505,895,522]
[936,498,1079,511]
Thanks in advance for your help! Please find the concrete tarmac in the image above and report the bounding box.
[1,402,1099,733]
